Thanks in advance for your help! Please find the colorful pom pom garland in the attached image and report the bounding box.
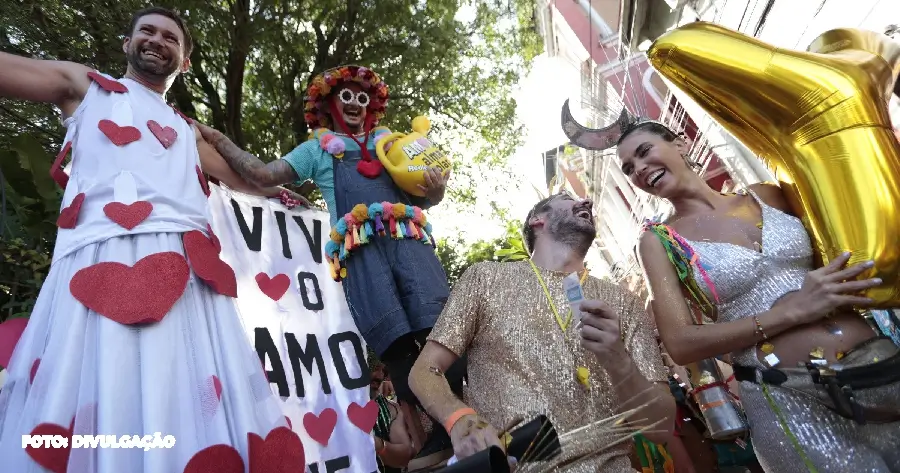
[313,127,393,160]
[304,65,389,130]
[326,202,435,282]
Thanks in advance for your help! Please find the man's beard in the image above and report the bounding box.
[545,208,595,255]
[126,44,178,81]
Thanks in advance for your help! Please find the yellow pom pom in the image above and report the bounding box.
[411,116,431,134]
[351,204,369,222]
[576,367,590,387]
[392,203,407,219]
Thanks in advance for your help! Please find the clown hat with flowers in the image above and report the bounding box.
[304,65,389,131]
[304,65,391,178]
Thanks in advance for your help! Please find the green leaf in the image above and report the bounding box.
[11,134,60,211]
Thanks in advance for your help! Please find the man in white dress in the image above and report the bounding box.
[0,7,305,473]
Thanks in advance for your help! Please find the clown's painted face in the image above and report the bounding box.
[332,82,369,131]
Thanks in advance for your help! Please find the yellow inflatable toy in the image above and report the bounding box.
[375,116,452,197]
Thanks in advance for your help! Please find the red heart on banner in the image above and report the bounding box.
[103,201,153,230]
[57,193,86,229]
[248,427,305,473]
[196,166,211,197]
[346,401,379,433]
[50,141,72,189]
[30,358,40,384]
[284,416,293,430]
[183,231,237,297]
[182,444,245,473]
[25,422,73,473]
[303,408,337,446]
[148,120,177,149]
[255,273,290,301]
[356,159,383,178]
[87,71,128,93]
[98,119,141,146]
[69,252,190,325]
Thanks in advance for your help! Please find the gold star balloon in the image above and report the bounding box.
[647,22,900,307]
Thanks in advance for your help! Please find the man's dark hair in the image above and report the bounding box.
[522,194,559,254]
[127,7,194,56]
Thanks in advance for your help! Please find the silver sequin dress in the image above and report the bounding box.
[684,191,900,473]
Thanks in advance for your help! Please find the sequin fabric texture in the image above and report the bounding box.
[684,191,900,472]
[428,260,668,472]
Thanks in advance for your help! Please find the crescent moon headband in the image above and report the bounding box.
[560,99,674,151]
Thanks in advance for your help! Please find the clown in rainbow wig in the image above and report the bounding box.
[198,65,461,465]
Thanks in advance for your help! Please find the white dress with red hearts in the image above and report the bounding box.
[0,72,304,473]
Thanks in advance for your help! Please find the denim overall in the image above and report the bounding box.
[332,148,450,362]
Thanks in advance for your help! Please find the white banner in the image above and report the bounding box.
[208,185,378,473]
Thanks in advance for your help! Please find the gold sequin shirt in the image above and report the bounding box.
[428,261,669,472]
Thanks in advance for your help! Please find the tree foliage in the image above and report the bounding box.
[0,0,541,322]
[435,220,524,288]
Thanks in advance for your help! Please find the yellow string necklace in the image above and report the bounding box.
[527,259,589,332]
[528,259,592,389]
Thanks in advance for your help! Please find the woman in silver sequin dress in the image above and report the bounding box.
[614,123,900,473]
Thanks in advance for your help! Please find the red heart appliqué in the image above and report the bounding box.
[255,273,290,301]
[284,416,293,430]
[196,166,211,197]
[303,408,337,446]
[98,119,141,146]
[103,201,153,230]
[183,444,245,473]
[346,401,379,433]
[87,71,128,93]
[201,374,224,418]
[57,193,86,229]
[25,422,74,473]
[248,427,305,473]
[356,158,383,178]
[30,358,40,384]
[183,231,237,297]
[50,141,72,189]
[148,120,178,149]
[69,252,190,325]
[207,224,222,253]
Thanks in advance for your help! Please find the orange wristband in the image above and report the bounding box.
[443,407,477,434]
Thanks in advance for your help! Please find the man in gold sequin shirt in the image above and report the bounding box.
[410,192,675,472]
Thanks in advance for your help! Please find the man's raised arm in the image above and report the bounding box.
[0,52,92,117]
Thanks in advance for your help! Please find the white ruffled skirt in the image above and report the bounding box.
[0,232,290,473]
